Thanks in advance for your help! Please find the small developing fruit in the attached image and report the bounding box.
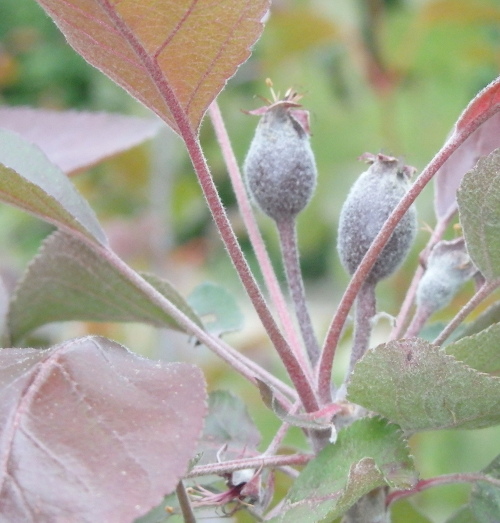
[243,88,317,223]
[416,237,477,315]
[337,153,417,284]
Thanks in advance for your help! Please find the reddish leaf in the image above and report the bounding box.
[0,336,207,522]
[0,107,163,175]
[33,0,269,134]
[435,76,500,218]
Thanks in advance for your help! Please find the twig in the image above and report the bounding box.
[387,472,500,506]
[277,219,320,369]
[186,454,312,479]
[433,279,500,345]
[176,481,197,523]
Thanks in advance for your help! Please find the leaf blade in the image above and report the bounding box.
[347,339,500,431]
[0,129,106,245]
[8,231,202,342]
[0,336,207,522]
[33,0,269,134]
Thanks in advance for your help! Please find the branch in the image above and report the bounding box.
[176,481,197,523]
[387,472,500,506]
[186,454,312,479]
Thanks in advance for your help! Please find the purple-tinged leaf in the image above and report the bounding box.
[435,77,500,218]
[0,336,207,522]
[457,148,500,280]
[348,339,500,432]
[9,231,202,342]
[268,418,416,523]
[33,0,270,134]
[197,390,260,465]
[0,107,163,175]
[0,129,106,245]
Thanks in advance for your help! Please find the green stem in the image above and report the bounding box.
[176,481,197,523]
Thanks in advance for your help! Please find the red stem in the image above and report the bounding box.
[433,279,500,345]
[317,125,494,404]
[186,453,312,479]
[98,2,319,413]
[387,472,500,506]
[208,103,307,371]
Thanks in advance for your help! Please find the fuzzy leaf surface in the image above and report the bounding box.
[187,282,244,337]
[0,129,106,244]
[197,390,260,464]
[469,455,500,522]
[434,76,500,218]
[9,231,202,342]
[33,0,269,134]
[267,417,416,522]
[458,148,500,280]
[0,107,163,174]
[0,336,207,522]
[347,339,500,431]
[446,323,500,374]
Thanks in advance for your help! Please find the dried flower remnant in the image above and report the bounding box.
[338,153,417,284]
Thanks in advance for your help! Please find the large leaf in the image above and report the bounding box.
[446,323,500,374]
[0,336,207,522]
[347,339,500,431]
[0,129,106,245]
[435,76,500,219]
[197,390,260,465]
[33,0,269,134]
[268,417,417,522]
[9,231,202,342]
[0,107,163,174]
[457,149,500,280]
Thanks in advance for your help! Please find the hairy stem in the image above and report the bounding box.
[277,219,320,370]
[390,207,457,340]
[346,281,376,379]
[176,481,197,523]
[433,279,500,345]
[387,473,500,506]
[208,103,305,364]
[404,303,433,338]
[98,2,319,413]
[89,239,298,403]
[186,454,311,479]
[317,122,488,404]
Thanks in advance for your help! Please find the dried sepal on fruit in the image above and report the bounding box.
[243,86,317,223]
[416,237,478,315]
[337,153,417,284]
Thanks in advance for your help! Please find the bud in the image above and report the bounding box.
[416,237,477,314]
[243,88,317,223]
[337,153,417,284]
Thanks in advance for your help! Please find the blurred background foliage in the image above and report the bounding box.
[1,0,500,521]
